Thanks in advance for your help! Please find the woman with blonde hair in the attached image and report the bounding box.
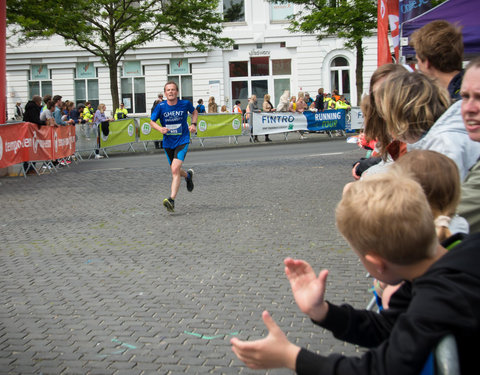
[246,95,260,142]
[93,103,113,159]
[261,94,274,142]
[375,70,480,180]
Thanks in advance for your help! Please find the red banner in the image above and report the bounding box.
[388,0,400,62]
[378,0,392,66]
[0,123,75,168]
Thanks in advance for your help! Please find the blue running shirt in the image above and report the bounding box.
[151,100,195,149]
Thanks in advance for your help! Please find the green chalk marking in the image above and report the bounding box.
[184,331,240,340]
[184,331,203,338]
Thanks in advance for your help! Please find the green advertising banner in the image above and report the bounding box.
[138,117,164,142]
[195,114,242,138]
[99,119,136,148]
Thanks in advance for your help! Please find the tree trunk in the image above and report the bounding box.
[108,58,120,114]
[355,39,364,107]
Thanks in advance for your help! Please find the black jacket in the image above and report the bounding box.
[23,100,46,126]
[296,233,480,375]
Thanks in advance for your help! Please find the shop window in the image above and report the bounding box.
[251,56,269,76]
[229,61,248,77]
[272,59,291,75]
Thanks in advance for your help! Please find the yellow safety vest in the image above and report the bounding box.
[114,108,128,120]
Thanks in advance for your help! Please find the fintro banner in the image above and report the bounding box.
[252,110,346,135]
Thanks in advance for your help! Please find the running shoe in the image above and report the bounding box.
[186,169,194,192]
[163,197,175,212]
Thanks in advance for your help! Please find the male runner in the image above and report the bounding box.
[150,81,198,212]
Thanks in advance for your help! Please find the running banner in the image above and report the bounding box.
[138,118,164,142]
[0,123,75,168]
[99,119,136,148]
[252,110,346,135]
[195,114,243,138]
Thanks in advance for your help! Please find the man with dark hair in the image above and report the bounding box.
[410,20,464,101]
[23,95,46,126]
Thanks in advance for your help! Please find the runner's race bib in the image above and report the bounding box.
[166,123,182,135]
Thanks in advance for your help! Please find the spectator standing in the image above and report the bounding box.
[410,20,464,101]
[92,103,113,159]
[375,71,480,180]
[247,95,260,142]
[53,95,74,126]
[41,94,52,113]
[304,92,313,107]
[39,100,57,126]
[23,95,46,126]
[208,96,218,113]
[276,90,290,112]
[288,96,297,112]
[220,105,228,113]
[458,58,480,233]
[262,94,274,142]
[70,104,83,124]
[335,95,351,110]
[14,102,24,121]
[196,99,206,113]
[22,95,46,174]
[232,100,242,114]
[296,92,308,139]
[114,103,128,120]
[314,88,324,111]
[151,93,163,113]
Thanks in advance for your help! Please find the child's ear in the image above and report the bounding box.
[365,253,387,274]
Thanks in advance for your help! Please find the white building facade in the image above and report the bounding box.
[6,1,378,118]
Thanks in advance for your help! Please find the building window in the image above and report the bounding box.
[224,0,245,22]
[229,57,291,110]
[272,59,291,75]
[121,61,146,113]
[330,56,351,101]
[29,65,52,99]
[167,59,193,103]
[251,57,269,76]
[75,80,99,110]
[229,61,248,77]
[121,77,146,113]
[75,63,99,109]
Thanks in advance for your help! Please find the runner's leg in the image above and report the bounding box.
[170,159,187,199]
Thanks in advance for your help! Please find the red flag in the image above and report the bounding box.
[377,0,392,66]
[387,0,400,62]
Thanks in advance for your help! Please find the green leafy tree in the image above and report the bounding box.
[7,0,233,109]
[269,0,376,104]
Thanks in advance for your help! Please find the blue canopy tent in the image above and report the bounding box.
[401,0,480,59]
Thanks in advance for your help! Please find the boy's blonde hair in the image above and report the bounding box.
[336,172,438,265]
[376,71,450,143]
[392,150,461,241]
